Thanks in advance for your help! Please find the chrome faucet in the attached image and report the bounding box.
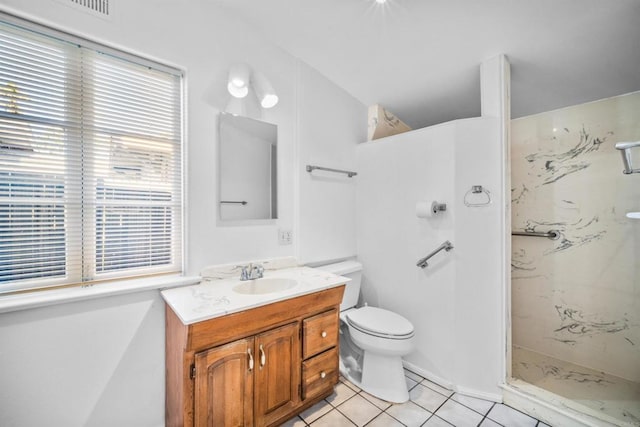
[239,263,264,281]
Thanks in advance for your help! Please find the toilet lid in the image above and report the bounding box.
[346,307,414,338]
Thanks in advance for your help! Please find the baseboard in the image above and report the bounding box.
[402,361,502,403]
[454,385,502,403]
[402,361,454,391]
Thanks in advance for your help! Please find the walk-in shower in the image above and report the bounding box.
[510,91,640,426]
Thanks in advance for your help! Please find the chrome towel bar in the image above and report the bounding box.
[306,165,357,177]
[220,200,248,205]
[417,240,454,268]
[512,230,559,240]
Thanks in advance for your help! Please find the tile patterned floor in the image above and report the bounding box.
[281,369,550,427]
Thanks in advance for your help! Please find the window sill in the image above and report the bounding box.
[0,274,201,314]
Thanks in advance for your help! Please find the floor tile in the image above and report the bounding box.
[310,408,355,426]
[420,379,454,397]
[409,383,448,412]
[360,391,392,410]
[479,417,501,427]
[537,422,552,427]
[487,403,538,427]
[326,382,357,406]
[366,412,405,427]
[336,394,381,426]
[340,375,361,392]
[423,415,455,426]
[435,399,484,427]
[385,400,432,426]
[450,393,494,415]
[280,415,307,427]
[299,400,332,424]
[405,376,419,391]
[404,368,425,383]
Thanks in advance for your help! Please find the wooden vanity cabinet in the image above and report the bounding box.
[166,286,344,427]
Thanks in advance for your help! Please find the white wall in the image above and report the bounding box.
[296,62,366,264]
[355,56,508,399]
[356,124,458,383]
[0,1,364,425]
[355,117,504,398]
[0,291,165,427]
[452,118,504,397]
[453,55,509,397]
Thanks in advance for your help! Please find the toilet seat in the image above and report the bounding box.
[346,307,415,340]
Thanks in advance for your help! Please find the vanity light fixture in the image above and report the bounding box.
[226,63,279,108]
[375,0,387,4]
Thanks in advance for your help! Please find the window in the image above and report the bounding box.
[0,15,183,294]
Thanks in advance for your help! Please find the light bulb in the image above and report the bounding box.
[230,76,246,88]
[227,63,251,98]
[227,81,248,98]
[261,94,279,109]
[252,71,279,109]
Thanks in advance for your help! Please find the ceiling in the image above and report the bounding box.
[215,0,640,129]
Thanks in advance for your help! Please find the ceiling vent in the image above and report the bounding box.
[55,0,111,18]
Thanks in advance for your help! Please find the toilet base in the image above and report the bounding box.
[338,317,412,404]
[361,351,409,403]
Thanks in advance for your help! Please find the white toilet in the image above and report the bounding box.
[317,260,415,403]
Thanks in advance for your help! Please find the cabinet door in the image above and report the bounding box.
[194,338,254,427]
[254,322,301,427]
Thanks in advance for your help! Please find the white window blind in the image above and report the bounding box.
[0,16,183,293]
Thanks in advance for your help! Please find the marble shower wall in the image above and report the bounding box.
[511,91,640,382]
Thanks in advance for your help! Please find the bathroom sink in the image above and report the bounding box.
[232,278,299,295]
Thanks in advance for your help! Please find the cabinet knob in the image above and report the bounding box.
[321,331,327,338]
[320,371,326,379]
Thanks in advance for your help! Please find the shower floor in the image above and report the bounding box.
[512,346,640,426]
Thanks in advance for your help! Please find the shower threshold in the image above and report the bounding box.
[510,346,640,426]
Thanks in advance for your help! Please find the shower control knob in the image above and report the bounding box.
[320,371,326,379]
[321,331,327,338]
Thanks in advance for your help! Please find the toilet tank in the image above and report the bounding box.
[316,260,362,311]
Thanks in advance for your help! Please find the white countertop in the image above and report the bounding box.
[161,266,349,325]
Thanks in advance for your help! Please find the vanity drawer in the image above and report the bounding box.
[301,348,338,401]
[302,309,338,358]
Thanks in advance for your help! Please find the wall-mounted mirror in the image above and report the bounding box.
[219,113,277,221]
